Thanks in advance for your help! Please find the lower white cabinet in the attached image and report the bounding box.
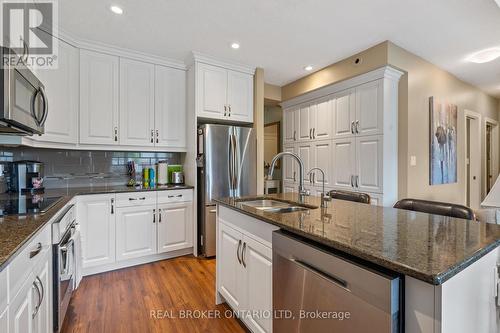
[116,204,157,261]
[157,202,193,253]
[32,251,51,333]
[0,307,7,333]
[78,194,116,268]
[9,277,33,333]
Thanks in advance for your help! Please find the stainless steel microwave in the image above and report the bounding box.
[0,47,47,135]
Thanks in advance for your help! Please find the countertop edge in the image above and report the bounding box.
[215,200,500,286]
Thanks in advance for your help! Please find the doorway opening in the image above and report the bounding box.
[464,110,481,209]
[484,118,499,197]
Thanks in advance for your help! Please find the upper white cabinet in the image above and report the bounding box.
[298,104,312,141]
[313,97,333,140]
[283,108,297,144]
[333,89,356,139]
[355,80,383,136]
[119,58,155,146]
[155,65,187,149]
[80,49,120,145]
[35,38,79,145]
[191,55,255,123]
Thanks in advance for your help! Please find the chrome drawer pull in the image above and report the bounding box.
[291,258,350,291]
[129,197,146,201]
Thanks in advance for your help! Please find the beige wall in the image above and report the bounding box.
[254,68,265,195]
[281,41,500,205]
[264,83,282,104]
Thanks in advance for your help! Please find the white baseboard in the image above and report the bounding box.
[82,247,193,276]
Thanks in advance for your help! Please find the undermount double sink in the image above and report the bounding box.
[239,199,314,214]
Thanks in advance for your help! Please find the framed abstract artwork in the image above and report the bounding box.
[429,96,458,185]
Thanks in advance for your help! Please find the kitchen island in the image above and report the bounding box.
[215,193,500,333]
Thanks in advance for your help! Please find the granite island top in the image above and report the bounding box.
[215,193,500,285]
[0,184,194,272]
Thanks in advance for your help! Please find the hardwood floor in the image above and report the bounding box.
[61,256,247,333]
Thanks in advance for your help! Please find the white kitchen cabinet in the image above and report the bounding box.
[241,235,273,333]
[333,89,356,139]
[312,97,333,140]
[227,70,253,122]
[283,108,298,144]
[35,38,79,144]
[283,182,296,194]
[157,201,193,253]
[297,143,313,186]
[332,138,356,190]
[80,50,120,145]
[78,194,116,268]
[355,80,383,136]
[282,145,297,183]
[0,307,7,333]
[298,104,312,141]
[119,58,155,146]
[116,204,157,261]
[155,65,187,149]
[9,276,33,333]
[218,222,245,310]
[312,140,333,188]
[32,250,51,333]
[356,135,383,193]
[194,60,254,123]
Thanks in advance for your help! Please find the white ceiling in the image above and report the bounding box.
[59,0,500,97]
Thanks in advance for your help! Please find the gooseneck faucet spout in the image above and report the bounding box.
[268,152,309,202]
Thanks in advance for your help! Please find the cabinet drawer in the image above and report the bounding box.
[115,192,156,207]
[0,267,7,313]
[157,189,193,204]
[9,224,51,300]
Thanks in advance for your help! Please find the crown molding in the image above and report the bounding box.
[187,51,256,75]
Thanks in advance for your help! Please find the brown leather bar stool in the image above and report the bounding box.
[393,198,476,220]
[328,190,371,204]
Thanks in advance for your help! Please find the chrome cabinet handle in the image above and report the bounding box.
[36,276,44,311]
[309,128,312,139]
[241,242,247,268]
[158,209,162,223]
[355,175,359,188]
[293,171,296,182]
[114,127,118,142]
[111,198,114,214]
[29,243,42,259]
[167,194,183,198]
[355,120,360,134]
[156,129,159,144]
[228,105,231,117]
[313,128,315,139]
[22,40,29,64]
[290,258,350,292]
[38,87,48,126]
[32,281,41,318]
[224,105,227,117]
[237,239,242,264]
[293,130,296,141]
[350,121,354,134]
[350,175,354,187]
[150,129,154,143]
[153,209,156,223]
[129,197,146,201]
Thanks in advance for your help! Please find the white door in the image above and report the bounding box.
[197,63,227,120]
[312,97,333,140]
[78,194,116,268]
[218,222,244,310]
[333,89,355,139]
[355,80,383,136]
[157,202,193,253]
[298,104,312,141]
[356,135,383,193]
[33,252,50,333]
[282,145,297,183]
[119,58,155,146]
[155,65,187,149]
[79,50,119,145]
[283,108,297,144]
[35,38,78,144]
[297,143,313,186]
[9,278,33,333]
[116,205,157,261]
[242,236,273,333]
[313,140,333,188]
[332,138,356,190]
[227,70,253,122]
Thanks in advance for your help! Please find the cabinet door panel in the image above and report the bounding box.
[119,58,155,146]
[155,65,187,148]
[242,236,273,333]
[356,80,383,136]
[297,143,313,185]
[313,140,333,187]
[298,104,312,141]
[356,136,383,193]
[0,307,7,333]
[157,202,193,253]
[198,64,227,119]
[283,182,296,194]
[283,108,297,144]
[116,205,157,261]
[9,278,33,333]
[33,251,50,333]
[333,89,355,139]
[218,222,244,310]
[78,194,115,268]
[227,70,253,122]
[79,50,119,145]
[313,98,332,140]
[282,145,297,183]
[332,138,356,190]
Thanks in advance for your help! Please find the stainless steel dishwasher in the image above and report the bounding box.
[273,231,401,333]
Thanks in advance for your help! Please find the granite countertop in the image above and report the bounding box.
[0,184,194,272]
[215,193,500,285]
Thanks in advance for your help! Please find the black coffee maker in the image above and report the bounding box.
[8,160,44,193]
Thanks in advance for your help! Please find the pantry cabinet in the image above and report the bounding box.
[119,58,155,146]
[157,202,193,253]
[333,89,356,139]
[283,107,298,144]
[116,205,157,261]
[79,50,120,145]
[192,57,255,123]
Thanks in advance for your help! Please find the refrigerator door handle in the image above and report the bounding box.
[231,133,238,192]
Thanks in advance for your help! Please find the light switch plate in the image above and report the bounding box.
[410,156,417,166]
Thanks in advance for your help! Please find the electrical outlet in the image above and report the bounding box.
[410,156,417,166]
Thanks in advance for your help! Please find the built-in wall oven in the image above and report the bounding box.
[0,47,48,135]
[52,204,76,332]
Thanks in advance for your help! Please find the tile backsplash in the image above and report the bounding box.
[0,148,181,188]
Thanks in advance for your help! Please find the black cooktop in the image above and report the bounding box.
[0,195,63,216]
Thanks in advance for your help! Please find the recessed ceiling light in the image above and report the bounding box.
[110,5,123,15]
[304,65,313,71]
[231,42,240,49]
[466,47,500,63]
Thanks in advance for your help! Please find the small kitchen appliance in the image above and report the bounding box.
[172,171,184,185]
[8,160,45,193]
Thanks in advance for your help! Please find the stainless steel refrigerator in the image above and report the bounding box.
[197,124,256,257]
